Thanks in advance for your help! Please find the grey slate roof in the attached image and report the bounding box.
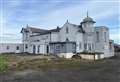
[30,27,61,37]
[29,27,47,33]
[81,16,96,24]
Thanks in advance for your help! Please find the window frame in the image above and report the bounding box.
[16,46,19,50]
[6,46,9,50]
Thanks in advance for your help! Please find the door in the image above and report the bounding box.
[46,45,49,53]
[33,45,36,54]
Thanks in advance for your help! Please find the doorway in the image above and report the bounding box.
[33,45,36,54]
[46,45,49,53]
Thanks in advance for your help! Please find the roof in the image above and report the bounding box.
[30,27,61,37]
[49,41,76,44]
[29,27,47,33]
[78,25,85,33]
[95,26,109,30]
[21,27,47,33]
[64,21,85,33]
[81,16,96,24]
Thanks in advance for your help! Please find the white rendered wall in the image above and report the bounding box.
[59,22,79,42]
[0,43,23,54]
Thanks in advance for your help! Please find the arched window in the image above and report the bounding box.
[66,27,69,33]
[66,38,69,42]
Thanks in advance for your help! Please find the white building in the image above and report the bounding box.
[0,43,23,54]
[20,14,114,60]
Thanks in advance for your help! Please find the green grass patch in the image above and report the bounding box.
[0,55,8,72]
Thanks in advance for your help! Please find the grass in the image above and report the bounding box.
[0,54,118,72]
[0,54,96,72]
[0,55,8,72]
[0,54,120,82]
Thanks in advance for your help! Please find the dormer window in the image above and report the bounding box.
[66,27,69,33]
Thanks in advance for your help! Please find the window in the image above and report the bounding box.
[79,42,81,49]
[109,42,112,50]
[104,32,107,42]
[96,31,99,42]
[66,27,69,33]
[66,38,69,42]
[16,46,19,50]
[26,33,29,39]
[56,45,60,52]
[38,45,40,53]
[88,43,91,51]
[25,44,28,49]
[92,43,94,49]
[84,43,87,50]
[6,46,9,50]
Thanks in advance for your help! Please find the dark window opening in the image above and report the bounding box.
[66,38,69,42]
[6,46,9,50]
[38,45,40,53]
[16,46,19,50]
[25,44,28,49]
[110,42,112,50]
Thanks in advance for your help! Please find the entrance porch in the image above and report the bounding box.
[49,42,76,58]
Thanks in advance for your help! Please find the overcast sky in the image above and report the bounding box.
[0,0,120,44]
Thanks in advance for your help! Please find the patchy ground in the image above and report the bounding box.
[0,54,120,82]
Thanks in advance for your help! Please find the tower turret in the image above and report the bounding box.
[81,11,96,33]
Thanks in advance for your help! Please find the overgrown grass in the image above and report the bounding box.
[15,58,98,71]
[0,55,8,72]
[0,54,116,72]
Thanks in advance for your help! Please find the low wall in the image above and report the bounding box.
[57,53,75,58]
[80,54,104,60]
[80,54,95,60]
[0,43,23,54]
